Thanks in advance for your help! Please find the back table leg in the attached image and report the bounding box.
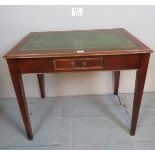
[114,71,120,95]
[7,60,33,140]
[37,74,45,98]
[130,54,150,135]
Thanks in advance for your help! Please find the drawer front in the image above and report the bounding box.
[53,58,103,71]
[53,55,140,72]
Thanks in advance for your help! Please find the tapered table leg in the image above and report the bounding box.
[7,60,33,140]
[37,74,45,98]
[114,71,120,95]
[130,54,150,135]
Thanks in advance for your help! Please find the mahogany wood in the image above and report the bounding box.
[130,53,150,135]
[37,74,45,98]
[7,60,33,140]
[53,57,103,71]
[16,58,53,73]
[4,28,152,140]
[114,71,120,95]
[16,55,141,74]
[4,28,153,59]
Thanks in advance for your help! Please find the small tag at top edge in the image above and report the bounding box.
[77,50,85,53]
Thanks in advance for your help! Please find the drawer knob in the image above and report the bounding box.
[71,62,75,67]
[82,61,87,67]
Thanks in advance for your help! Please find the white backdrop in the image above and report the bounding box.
[0,5,155,98]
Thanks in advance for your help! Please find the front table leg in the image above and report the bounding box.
[7,60,33,140]
[130,54,150,135]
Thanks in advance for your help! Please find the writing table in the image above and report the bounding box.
[4,28,152,140]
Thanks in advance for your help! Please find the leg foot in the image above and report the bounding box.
[130,129,135,136]
[27,134,33,140]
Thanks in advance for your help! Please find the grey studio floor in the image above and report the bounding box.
[0,92,155,150]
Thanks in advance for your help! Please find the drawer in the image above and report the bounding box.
[53,58,103,71]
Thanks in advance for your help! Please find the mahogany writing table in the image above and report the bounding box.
[4,28,152,140]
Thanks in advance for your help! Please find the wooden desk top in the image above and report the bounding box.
[4,28,152,59]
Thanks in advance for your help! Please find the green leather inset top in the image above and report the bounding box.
[19,29,137,52]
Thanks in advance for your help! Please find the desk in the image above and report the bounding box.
[4,28,152,140]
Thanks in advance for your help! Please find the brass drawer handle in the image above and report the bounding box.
[71,61,75,67]
[71,61,87,68]
[82,61,87,67]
